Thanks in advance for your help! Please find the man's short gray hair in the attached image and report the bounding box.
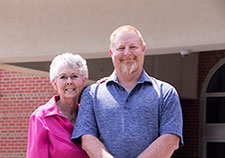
[49,52,88,83]
[110,25,146,49]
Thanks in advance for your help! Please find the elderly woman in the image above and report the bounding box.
[27,53,88,158]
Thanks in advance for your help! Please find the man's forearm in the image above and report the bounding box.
[137,134,180,158]
[81,134,114,158]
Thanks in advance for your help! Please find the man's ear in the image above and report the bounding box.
[142,45,146,52]
[52,79,57,90]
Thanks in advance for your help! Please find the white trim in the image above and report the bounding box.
[205,92,225,97]
[0,63,49,77]
[201,58,225,95]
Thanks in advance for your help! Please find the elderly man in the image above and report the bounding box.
[72,25,183,158]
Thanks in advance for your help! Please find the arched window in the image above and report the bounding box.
[202,59,225,158]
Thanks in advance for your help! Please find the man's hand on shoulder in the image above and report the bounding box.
[96,77,109,84]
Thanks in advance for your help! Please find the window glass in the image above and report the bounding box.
[207,142,225,158]
[206,97,225,123]
[207,64,225,92]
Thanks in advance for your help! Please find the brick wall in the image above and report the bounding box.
[173,99,200,158]
[174,50,225,158]
[0,67,55,158]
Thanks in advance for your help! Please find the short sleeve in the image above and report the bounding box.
[159,86,184,146]
[71,85,99,144]
[27,113,49,158]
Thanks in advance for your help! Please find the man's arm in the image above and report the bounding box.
[137,134,179,158]
[81,134,114,158]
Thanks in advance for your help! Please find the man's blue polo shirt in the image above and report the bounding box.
[72,69,183,158]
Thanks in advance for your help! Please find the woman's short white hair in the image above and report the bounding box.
[49,52,88,83]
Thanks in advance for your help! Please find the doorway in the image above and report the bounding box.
[202,59,225,158]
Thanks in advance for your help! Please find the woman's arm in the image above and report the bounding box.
[27,114,49,158]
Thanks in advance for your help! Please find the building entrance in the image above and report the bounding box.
[202,60,225,158]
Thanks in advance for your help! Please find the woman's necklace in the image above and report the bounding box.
[57,101,77,125]
[60,110,76,125]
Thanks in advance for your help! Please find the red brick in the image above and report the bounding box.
[0,68,54,158]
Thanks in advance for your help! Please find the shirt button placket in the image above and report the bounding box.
[124,97,130,110]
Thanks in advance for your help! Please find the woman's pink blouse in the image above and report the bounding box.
[27,96,88,158]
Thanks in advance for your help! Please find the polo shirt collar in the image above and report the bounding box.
[137,69,152,84]
[106,69,152,85]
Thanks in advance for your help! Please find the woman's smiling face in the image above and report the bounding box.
[52,64,86,101]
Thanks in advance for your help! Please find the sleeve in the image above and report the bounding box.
[71,85,99,144]
[159,85,184,146]
[27,112,49,158]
